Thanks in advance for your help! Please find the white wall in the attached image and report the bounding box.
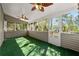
[4,20,7,32]
[48,32,61,46]
[61,33,79,52]
[0,4,4,47]
[5,31,27,39]
[28,31,48,42]
[28,31,61,46]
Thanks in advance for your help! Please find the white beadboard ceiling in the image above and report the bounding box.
[1,3,78,23]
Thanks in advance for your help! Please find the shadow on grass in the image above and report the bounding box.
[48,44,79,56]
[0,38,24,56]
[23,36,49,56]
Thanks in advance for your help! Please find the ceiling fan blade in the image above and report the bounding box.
[40,7,44,12]
[31,6,36,11]
[42,3,53,7]
[31,3,53,12]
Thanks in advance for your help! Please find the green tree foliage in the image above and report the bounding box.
[7,22,27,31]
[62,12,79,32]
[37,19,48,32]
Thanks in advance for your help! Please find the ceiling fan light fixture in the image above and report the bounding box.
[35,4,42,10]
[31,3,53,12]
[35,3,44,12]
[20,14,28,20]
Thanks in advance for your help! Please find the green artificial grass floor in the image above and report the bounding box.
[0,36,79,56]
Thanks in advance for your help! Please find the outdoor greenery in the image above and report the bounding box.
[7,22,15,31]
[37,19,48,31]
[7,22,27,31]
[27,19,49,32]
[49,10,79,33]
[62,11,79,32]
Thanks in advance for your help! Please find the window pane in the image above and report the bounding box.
[7,22,15,31]
[37,19,48,32]
[62,10,79,32]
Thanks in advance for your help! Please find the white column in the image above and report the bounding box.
[4,20,7,32]
[0,5,4,47]
[58,17,63,46]
[14,23,17,31]
[59,17,63,33]
[48,17,52,32]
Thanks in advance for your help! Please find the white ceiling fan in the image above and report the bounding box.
[31,3,53,12]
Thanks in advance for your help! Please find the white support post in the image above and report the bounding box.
[14,23,17,31]
[0,4,4,47]
[4,20,7,32]
[59,17,63,33]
